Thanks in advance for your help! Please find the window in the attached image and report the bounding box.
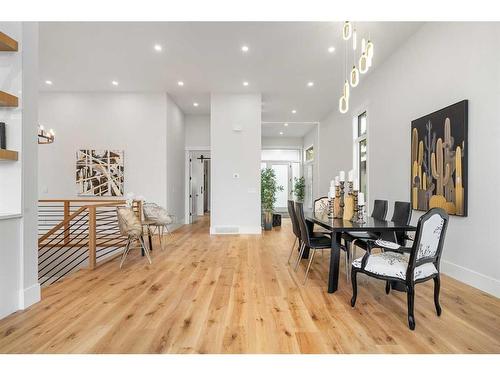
[354,111,368,204]
[304,145,314,163]
[261,149,300,162]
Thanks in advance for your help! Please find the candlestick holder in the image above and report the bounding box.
[328,197,334,218]
[350,190,359,222]
[339,181,345,218]
[355,204,365,224]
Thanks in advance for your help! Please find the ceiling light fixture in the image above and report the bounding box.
[279,131,284,135]
[241,45,249,52]
[284,123,289,127]
[154,44,162,52]
[307,81,314,87]
[45,80,53,85]
[243,81,249,86]
[342,21,352,40]
[111,80,119,86]
[193,102,199,107]
[328,46,336,53]
[177,81,184,86]
[291,109,297,114]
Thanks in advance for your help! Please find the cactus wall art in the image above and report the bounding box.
[410,100,468,216]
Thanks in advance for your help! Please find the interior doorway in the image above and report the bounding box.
[186,150,211,224]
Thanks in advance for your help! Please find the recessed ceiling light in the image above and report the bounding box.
[279,131,284,135]
[193,102,199,107]
[243,81,249,86]
[328,46,336,53]
[111,80,119,86]
[154,44,162,52]
[241,45,249,52]
[284,123,289,127]
[307,81,314,87]
[45,80,53,85]
[291,109,297,114]
[177,81,184,86]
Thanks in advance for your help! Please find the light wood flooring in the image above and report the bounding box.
[0,215,499,353]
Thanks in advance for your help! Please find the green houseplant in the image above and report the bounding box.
[261,168,283,230]
[293,176,305,202]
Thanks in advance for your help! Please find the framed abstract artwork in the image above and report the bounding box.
[76,149,124,196]
[410,100,468,216]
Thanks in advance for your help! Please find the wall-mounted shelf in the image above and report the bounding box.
[0,31,18,51]
[0,91,18,107]
[0,149,18,161]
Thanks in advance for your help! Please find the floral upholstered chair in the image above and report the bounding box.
[350,208,449,330]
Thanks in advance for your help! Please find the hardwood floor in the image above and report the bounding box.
[1,215,499,353]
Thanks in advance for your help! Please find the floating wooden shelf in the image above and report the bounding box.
[0,149,18,161]
[0,91,18,107]
[0,31,18,51]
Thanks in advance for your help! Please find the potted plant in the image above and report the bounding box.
[261,168,283,230]
[293,176,305,202]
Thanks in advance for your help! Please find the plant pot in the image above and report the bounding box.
[263,210,273,231]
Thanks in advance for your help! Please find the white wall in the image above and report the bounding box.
[38,92,168,207]
[318,23,500,296]
[210,93,261,234]
[303,127,320,200]
[166,95,185,227]
[0,22,40,319]
[185,114,210,149]
[262,136,303,149]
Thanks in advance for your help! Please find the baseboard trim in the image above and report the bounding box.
[210,226,262,235]
[18,283,41,309]
[441,260,499,298]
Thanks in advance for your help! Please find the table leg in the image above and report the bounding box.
[328,231,341,293]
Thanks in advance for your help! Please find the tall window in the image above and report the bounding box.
[354,111,368,204]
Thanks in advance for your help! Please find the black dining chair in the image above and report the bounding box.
[351,208,449,330]
[287,200,302,264]
[294,201,332,284]
[342,199,388,279]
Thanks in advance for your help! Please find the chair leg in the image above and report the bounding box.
[287,237,298,263]
[350,269,358,307]
[294,243,306,271]
[158,225,163,250]
[303,249,317,285]
[433,275,442,316]
[407,285,416,330]
[119,238,132,269]
[139,236,153,265]
[385,281,391,294]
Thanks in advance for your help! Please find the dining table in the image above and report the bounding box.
[305,210,417,294]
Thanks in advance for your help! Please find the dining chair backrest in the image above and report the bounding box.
[391,201,412,245]
[314,196,329,213]
[407,208,449,279]
[116,206,143,238]
[287,200,301,240]
[371,199,388,220]
[294,201,311,247]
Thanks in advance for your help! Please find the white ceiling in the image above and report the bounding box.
[39,22,422,122]
[262,122,317,138]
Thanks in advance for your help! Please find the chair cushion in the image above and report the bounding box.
[352,252,437,280]
[309,236,331,248]
[374,239,401,249]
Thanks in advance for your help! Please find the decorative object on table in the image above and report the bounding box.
[355,192,366,223]
[37,124,55,144]
[76,149,124,196]
[411,100,468,216]
[292,176,305,202]
[0,122,6,149]
[338,22,375,114]
[343,170,355,220]
[333,176,342,218]
[261,168,284,231]
[350,178,359,222]
[338,171,346,218]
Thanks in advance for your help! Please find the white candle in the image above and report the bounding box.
[358,192,365,206]
[335,176,340,186]
[353,179,359,191]
[328,191,332,199]
[348,170,353,182]
[329,186,335,195]
[339,171,345,181]
[330,179,335,187]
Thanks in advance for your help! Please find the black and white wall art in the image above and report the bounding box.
[76,149,124,196]
[410,100,468,216]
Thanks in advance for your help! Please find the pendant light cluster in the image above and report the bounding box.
[339,21,375,114]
